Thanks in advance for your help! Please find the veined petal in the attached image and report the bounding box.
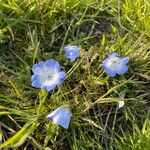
[32,61,44,74]
[64,45,80,62]
[31,74,42,88]
[64,45,79,52]
[41,81,56,91]
[57,71,66,85]
[102,57,110,67]
[47,107,72,129]
[46,107,62,119]
[66,53,76,62]
[43,85,56,91]
[105,69,117,77]
[31,80,41,88]
[31,74,38,81]
[122,57,130,64]
[117,65,128,75]
[44,59,61,71]
[66,50,79,58]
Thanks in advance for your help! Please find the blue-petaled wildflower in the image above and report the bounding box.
[31,59,66,92]
[64,45,80,62]
[46,107,72,129]
[102,53,129,77]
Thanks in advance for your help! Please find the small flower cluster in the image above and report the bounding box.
[31,46,80,92]
[31,45,129,129]
[31,46,79,129]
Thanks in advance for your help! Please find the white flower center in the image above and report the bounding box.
[69,52,73,56]
[108,58,121,69]
[39,68,58,84]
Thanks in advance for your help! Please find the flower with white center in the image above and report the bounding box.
[102,53,129,77]
[64,45,80,62]
[46,107,72,129]
[31,59,66,92]
[118,101,125,108]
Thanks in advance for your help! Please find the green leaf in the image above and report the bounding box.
[0,122,31,149]
[13,123,39,148]
[0,111,11,115]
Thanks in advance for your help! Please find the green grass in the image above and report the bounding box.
[0,0,150,149]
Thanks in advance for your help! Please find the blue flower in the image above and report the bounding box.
[102,53,129,77]
[31,59,66,91]
[46,107,72,129]
[64,45,80,62]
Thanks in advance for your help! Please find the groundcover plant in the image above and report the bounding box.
[0,0,150,149]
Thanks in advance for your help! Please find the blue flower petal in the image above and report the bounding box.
[47,107,72,129]
[64,45,80,62]
[57,71,66,85]
[102,57,110,65]
[46,108,60,119]
[102,58,111,69]
[32,61,44,74]
[44,59,61,71]
[31,80,41,88]
[109,52,118,58]
[121,57,129,64]
[66,51,77,62]
[64,46,79,52]
[41,84,56,91]
[105,69,117,77]
[31,74,42,88]
[117,65,128,75]
[31,74,38,81]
